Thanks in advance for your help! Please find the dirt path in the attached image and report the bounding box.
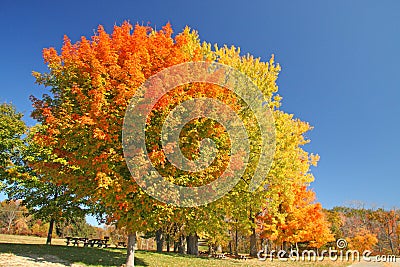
[0,253,84,267]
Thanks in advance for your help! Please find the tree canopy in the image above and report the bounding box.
[0,102,26,183]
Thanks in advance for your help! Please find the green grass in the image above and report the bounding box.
[0,234,349,267]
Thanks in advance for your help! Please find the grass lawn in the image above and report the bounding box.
[0,234,349,267]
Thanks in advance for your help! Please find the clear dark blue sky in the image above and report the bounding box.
[1,1,399,211]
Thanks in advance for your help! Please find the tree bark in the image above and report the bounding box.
[388,236,395,255]
[235,226,239,256]
[46,218,55,245]
[126,232,136,267]
[186,233,199,255]
[155,229,164,253]
[46,189,58,245]
[249,227,257,256]
[178,235,185,254]
[166,234,170,252]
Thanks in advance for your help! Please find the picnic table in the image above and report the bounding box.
[85,237,110,248]
[65,237,88,246]
[65,236,109,248]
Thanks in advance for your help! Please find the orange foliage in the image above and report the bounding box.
[258,183,334,248]
[348,228,378,252]
[31,22,242,231]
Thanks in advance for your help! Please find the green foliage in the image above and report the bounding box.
[0,103,91,241]
[6,181,86,225]
[0,102,26,182]
[56,216,98,238]
[3,124,89,227]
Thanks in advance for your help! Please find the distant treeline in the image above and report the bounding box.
[324,206,399,255]
[0,199,102,238]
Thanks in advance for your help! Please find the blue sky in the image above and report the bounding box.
[1,0,399,223]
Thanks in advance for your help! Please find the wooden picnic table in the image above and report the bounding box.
[65,237,88,246]
[84,237,110,248]
[65,236,109,248]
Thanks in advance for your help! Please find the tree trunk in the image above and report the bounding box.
[46,189,58,245]
[166,234,170,252]
[249,227,257,256]
[178,235,185,254]
[235,226,239,256]
[7,218,13,233]
[263,239,269,255]
[388,236,395,255]
[55,223,63,237]
[126,232,136,267]
[155,229,164,253]
[46,218,55,245]
[186,233,199,255]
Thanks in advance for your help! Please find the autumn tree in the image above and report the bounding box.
[257,183,334,252]
[324,209,344,240]
[348,227,378,252]
[255,109,332,254]
[372,208,399,254]
[292,187,334,250]
[30,23,209,265]
[6,178,87,244]
[0,199,27,233]
[1,109,89,245]
[0,102,26,183]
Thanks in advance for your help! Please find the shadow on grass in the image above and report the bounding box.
[0,243,148,266]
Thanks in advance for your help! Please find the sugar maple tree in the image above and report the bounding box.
[257,182,334,251]
[31,22,200,265]
[256,110,333,251]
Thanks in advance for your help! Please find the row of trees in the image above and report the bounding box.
[0,22,336,266]
[2,196,395,257]
[0,199,98,238]
[326,206,400,254]
[145,206,400,256]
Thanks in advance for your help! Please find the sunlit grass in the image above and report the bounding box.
[0,234,349,266]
